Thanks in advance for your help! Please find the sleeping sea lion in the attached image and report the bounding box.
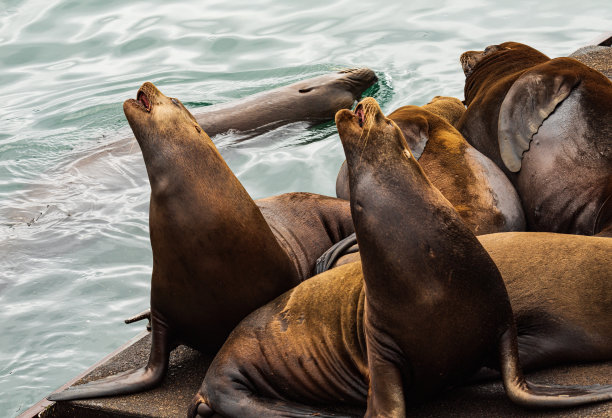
[188,97,612,417]
[457,42,612,235]
[48,82,354,401]
[336,96,525,235]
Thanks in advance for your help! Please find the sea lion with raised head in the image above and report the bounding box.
[457,42,612,235]
[336,96,525,235]
[189,97,612,417]
[48,82,354,401]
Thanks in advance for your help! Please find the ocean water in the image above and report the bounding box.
[0,0,609,415]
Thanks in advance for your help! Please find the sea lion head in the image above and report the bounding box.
[421,96,466,127]
[335,97,416,170]
[123,82,208,153]
[460,44,508,78]
[460,42,550,105]
[291,69,378,118]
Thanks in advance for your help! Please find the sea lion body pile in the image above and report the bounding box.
[49,39,612,416]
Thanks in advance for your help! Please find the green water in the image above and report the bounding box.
[0,0,610,416]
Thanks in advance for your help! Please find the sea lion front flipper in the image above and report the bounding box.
[47,314,172,401]
[364,354,406,417]
[497,61,580,172]
[124,308,152,331]
[499,327,612,408]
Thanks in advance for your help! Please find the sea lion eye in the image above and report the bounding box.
[299,87,314,93]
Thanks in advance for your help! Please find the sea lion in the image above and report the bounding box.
[336,96,525,235]
[48,82,354,401]
[319,231,612,371]
[195,68,378,138]
[457,41,612,235]
[188,97,612,417]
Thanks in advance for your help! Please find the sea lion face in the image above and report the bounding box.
[460,44,507,77]
[459,42,550,106]
[123,81,208,150]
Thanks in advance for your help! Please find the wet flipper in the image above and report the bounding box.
[47,315,171,401]
[499,328,612,408]
[315,232,358,274]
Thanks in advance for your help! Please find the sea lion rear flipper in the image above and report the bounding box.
[498,61,580,172]
[47,315,171,401]
[499,328,612,408]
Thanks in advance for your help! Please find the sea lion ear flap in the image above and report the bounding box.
[498,67,580,172]
[395,115,429,160]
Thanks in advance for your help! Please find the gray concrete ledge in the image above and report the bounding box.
[24,330,612,417]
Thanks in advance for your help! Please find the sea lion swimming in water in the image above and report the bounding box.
[188,97,612,417]
[48,82,354,401]
[195,68,378,138]
[456,41,612,236]
[336,96,525,235]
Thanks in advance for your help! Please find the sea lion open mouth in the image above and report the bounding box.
[355,103,365,128]
[137,90,151,112]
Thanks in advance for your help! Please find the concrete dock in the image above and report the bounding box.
[21,330,612,417]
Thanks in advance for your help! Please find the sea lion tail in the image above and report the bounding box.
[499,328,612,408]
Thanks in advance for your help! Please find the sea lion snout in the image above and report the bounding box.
[123,81,165,116]
[136,82,164,111]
